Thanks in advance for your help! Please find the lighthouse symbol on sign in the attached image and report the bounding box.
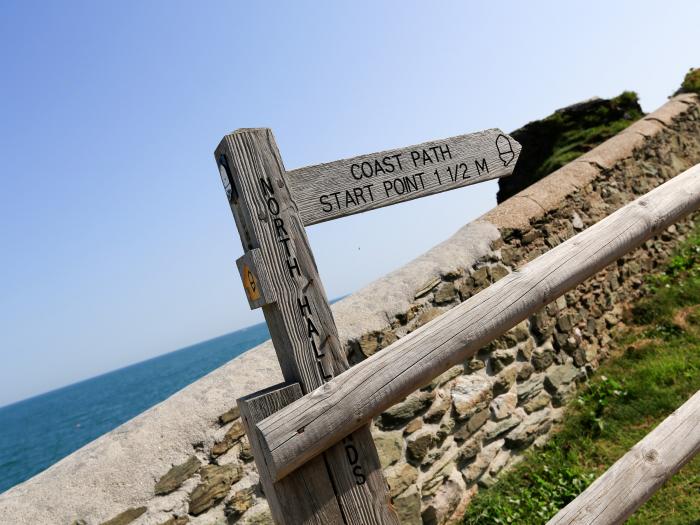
[496,134,515,167]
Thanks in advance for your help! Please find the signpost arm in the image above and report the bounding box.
[215,128,398,524]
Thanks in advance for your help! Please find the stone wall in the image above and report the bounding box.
[0,93,698,525]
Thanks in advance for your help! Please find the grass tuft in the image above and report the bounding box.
[462,221,700,525]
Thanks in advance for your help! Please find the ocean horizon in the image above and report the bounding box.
[0,321,270,495]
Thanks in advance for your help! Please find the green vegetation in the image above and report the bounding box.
[498,92,643,202]
[680,68,700,96]
[462,221,700,525]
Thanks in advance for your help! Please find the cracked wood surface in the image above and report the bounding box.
[254,163,700,482]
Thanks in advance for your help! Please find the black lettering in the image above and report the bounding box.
[381,156,395,173]
[365,184,375,201]
[273,217,287,237]
[279,237,292,257]
[422,149,433,165]
[306,317,319,339]
[440,144,451,160]
[383,180,393,197]
[475,158,489,175]
[320,194,332,213]
[266,196,280,216]
[394,178,405,195]
[373,159,386,176]
[345,189,357,207]
[330,191,341,210]
[353,186,367,204]
[405,175,418,193]
[286,257,300,278]
[350,164,362,180]
[360,161,373,178]
[410,150,420,168]
[345,443,359,464]
[393,153,403,171]
[415,172,426,189]
[259,177,274,197]
[353,465,366,485]
[298,295,311,317]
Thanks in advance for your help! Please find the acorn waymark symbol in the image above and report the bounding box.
[496,134,515,167]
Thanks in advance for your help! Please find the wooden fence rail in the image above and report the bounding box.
[254,163,700,483]
[547,389,700,525]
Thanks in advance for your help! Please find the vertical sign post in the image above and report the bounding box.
[215,129,399,525]
[215,126,521,524]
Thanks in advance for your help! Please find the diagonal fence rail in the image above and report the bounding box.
[547,389,700,525]
[253,162,700,484]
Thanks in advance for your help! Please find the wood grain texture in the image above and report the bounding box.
[256,162,700,482]
[238,383,344,525]
[287,129,521,225]
[547,389,700,525]
[215,128,398,524]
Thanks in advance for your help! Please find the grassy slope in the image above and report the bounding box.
[462,222,700,525]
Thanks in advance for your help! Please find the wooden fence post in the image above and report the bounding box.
[215,128,398,524]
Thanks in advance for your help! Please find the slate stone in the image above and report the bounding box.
[379,390,433,429]
[451,375,492,420]
[434,282,458,305]
[532,344,555,371]
[424,390,451,423]
[491,348,516,373]
[224,486,255,521]
[505,410,553,449]
[523,390,552,414]
[544,362,581,392]
[404,418,423,434]
[211,420,246,457]
[218,406,240,425]
[374,431,403,468]
[100,507,147,525]
[155,456,201,495]
[483,415,522,440]
[158,517,189,525]
[393,484,421,525]
[188,464,243,516]
[406,428,435,463]
[385,463,418,498]
[517,362,535,381]
[492,365,517,395]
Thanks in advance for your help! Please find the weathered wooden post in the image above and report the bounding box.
[215,129,398,524]
[214,127,521,524]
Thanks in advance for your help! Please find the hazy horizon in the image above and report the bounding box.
[2,0,699,406]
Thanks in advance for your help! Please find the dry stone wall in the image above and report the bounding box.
[1,93,698,525]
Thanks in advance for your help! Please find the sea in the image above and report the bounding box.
[0,321,270,495]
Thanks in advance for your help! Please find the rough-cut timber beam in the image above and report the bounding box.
[547,389,700,525]
[255,163,700,482]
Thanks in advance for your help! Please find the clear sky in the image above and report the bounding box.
[1,1,698,407]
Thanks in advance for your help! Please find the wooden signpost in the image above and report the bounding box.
[214,127,521,525]
[287,129,521,225]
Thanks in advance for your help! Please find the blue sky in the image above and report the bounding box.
[1,1,698,406]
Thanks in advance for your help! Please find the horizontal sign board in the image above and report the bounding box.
[286,128,521,226]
